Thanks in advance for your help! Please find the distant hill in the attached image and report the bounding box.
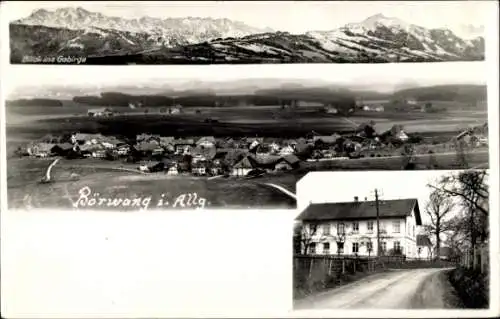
[392,84,487,102]
[7,84,486,110]
[6,98,63,107]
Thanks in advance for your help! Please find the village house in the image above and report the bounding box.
[269,142,281,154]
[88,107,113,117]
[374,105,385,112]
[416,235,433,259]
[115,144,131,156]
[139,161,164,173]
[174,139,195,154]
[325,106,339,114]
[247,137,264,151]
[135,140,163,156]
[196,136,216,149]
[166,162,179,175]
[274,154,300,171]
[191,161,207,176]
[159,136,175,146]
[405,98,418,105]
[210,159,224,175]
[168,104,182,114]
[51,143,75,156]
[136,133,160,143]
[28,142,56,157]
[231,156,257,177]
[313,135,340,149]
[71,133,106,145]
[388,125,409,142]
[296,197,422,257]
[279,144,295,156]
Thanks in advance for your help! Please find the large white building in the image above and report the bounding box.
[295,197,422,258]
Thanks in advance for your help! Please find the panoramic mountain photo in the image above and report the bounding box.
[8,1,488,64]
[5,62,488,210]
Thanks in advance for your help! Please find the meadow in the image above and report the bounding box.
[6,103,487,140]
[7,157,298,210]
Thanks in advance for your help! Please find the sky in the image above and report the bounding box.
[296,170,473,230]
[4,1,492,34]
[4,61,486,98]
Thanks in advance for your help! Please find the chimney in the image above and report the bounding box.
[354,196,359,202]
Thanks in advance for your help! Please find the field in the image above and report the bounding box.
[7,157,299,210]
[6,104,487,139]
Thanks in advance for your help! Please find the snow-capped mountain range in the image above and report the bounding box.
[12,7,273,45]
[10,7,485,64]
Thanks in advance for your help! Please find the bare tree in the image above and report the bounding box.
[359,236,374,257]
[294,222,321,255]
[423,189,455,260]
[429,170,489,249]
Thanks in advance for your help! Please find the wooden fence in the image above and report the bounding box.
[293,254,459,298]
[459,244,489,274]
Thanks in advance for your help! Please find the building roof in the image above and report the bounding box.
[135,142,161,152]
[252,154,280,165]
[196,136,216,145]
[192,145,217,159]
[88,108,112,113]
[416,235,432,247]
[233,156,257,169]
[296,198,421,225]
[54,143,74,150]
[174,139,195,145]
[278,154,300,165]
[313,135,340,144]
[33,142,56,152]
[73,133,105,141]
[79,144,103,152]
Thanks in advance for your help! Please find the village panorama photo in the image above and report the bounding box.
[293,170,490,310]
[4,61,488,210]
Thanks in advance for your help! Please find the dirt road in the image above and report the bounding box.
[294,268,462,309]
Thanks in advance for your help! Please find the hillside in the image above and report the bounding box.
[10,8,484,64]
[392,85,487,102]
[6,84,485,110]
[6,98,64,107]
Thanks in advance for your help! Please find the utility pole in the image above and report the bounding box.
[375,189,381,257]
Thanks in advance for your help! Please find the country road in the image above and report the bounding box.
[295,268,462,310]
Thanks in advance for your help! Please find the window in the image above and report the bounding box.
[323,243,330,255]
[418,247,422,255]
[337,223,345,235]
[352,222,359,233]
[337,242,344,254]
[322,224,331,236]
[381,242,387,253]
[392,221,400,233]
[367,221,374,232]
[352,242,359,254]
[309,243,316,254]
[367,241,373,252]
[412,226,415,237]
[394,241,401,252]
